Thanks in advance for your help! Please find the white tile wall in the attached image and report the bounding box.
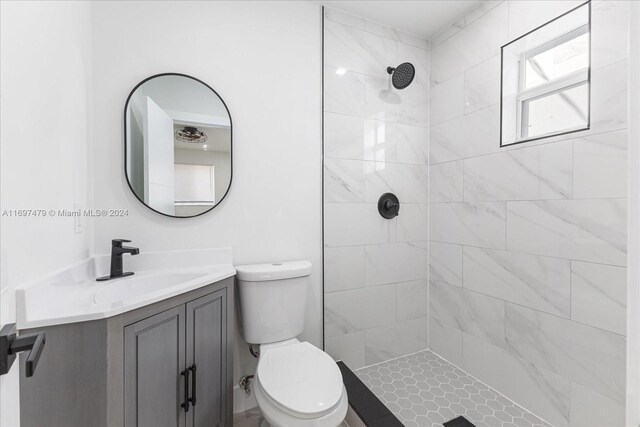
[396,204,429,242]
[324,158,365,203]
[324,246,365,293]
[430,104,501,164]
[325,203,396,247]
[325,284,397,337]
[324,3,629,424]
[573,130,628,199]
[363,316,428,365]
[463,247,571,317]
[505,304,626,404]
[430,281,506,347]
[364,162,429,203]
[462,332,571,427]
[324,112,366,160]
[323,8,429,370]
[569,382,625,427]
[396,279,429,321]
[570,261,626,335]
[464,55,501,114]
[430,202,506,249]
[324,66,365,116]
[506,199,627,266]
[429,1,629,425]
[428,315,463,366]
[429,161,464,202]
[429,242,463,287]
[364,242,428,286]
[463,141,573,201]
[430,2,508,86]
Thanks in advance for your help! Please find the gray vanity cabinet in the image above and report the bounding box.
[124,288,228,427]
[186,291,228,427]
[20,278,233,427]
[124,305,187,427]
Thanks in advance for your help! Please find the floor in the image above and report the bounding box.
[355,350,553,427]
[233,407,263,427]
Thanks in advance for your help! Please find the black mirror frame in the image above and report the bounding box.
[123,73,233,218]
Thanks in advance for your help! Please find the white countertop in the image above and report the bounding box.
[16,248,235,329]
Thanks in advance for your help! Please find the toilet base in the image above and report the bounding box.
[259,414,349,427]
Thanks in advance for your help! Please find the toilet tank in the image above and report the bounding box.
[236,260,312,345]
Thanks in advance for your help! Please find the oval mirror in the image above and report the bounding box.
[124,73,232,217]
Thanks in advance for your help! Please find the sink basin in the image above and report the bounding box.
[16,248,235,329]
[94,272,206,305]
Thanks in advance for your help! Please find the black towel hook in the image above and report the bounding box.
[0,323,46,378]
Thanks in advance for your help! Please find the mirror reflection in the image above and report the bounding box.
[125,74,232,217]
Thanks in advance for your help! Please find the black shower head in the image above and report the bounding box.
[386,62,415,90]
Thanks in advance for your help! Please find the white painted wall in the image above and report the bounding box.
[0,1,93,425]
[90,0,323,413]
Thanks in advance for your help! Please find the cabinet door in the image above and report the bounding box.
[125,305,186,427]
[186,289,227,427]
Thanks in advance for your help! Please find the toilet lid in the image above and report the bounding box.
[257,341,343,416]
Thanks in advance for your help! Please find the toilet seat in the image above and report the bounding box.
[256,341,344,418]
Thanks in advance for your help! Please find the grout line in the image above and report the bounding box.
[504,200,508,251]
[431,277,626,338]
[425,239,628,268]
[321,6,326,351]
[569,260,573,321]
[328,233,628,269]
[428,195,627,203]
[427,27,432,354]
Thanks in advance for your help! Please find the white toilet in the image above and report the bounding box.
[236,260,348,427]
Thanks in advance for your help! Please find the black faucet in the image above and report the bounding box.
[96,239,140,281]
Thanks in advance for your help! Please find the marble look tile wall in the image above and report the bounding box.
[323,7,429,370]
[428,1,629,426]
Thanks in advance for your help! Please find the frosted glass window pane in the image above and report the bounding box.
[523,82,588,139]
[525,32,589,89]
[174,163,215,203]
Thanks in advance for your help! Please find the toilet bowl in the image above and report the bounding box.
[253,339,348,427]
[235,261,348,427]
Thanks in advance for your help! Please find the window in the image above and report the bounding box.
[501,1,590,146]
[174,163,215,205]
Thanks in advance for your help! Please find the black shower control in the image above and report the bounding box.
[378,193,400,219]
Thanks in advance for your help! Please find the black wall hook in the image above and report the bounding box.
[0,323,46,378]
[378,193,400,219]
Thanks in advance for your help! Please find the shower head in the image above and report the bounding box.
[386,62,415,90]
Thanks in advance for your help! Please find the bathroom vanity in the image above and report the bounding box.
[16,249,235,427]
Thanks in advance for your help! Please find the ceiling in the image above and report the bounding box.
[174,126,231,153]
[319,0,483,39]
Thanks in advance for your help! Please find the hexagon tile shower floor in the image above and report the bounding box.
[355,350,553,427]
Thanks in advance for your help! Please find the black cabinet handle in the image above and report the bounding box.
[189,364,197,406]
[181,368,190,412]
